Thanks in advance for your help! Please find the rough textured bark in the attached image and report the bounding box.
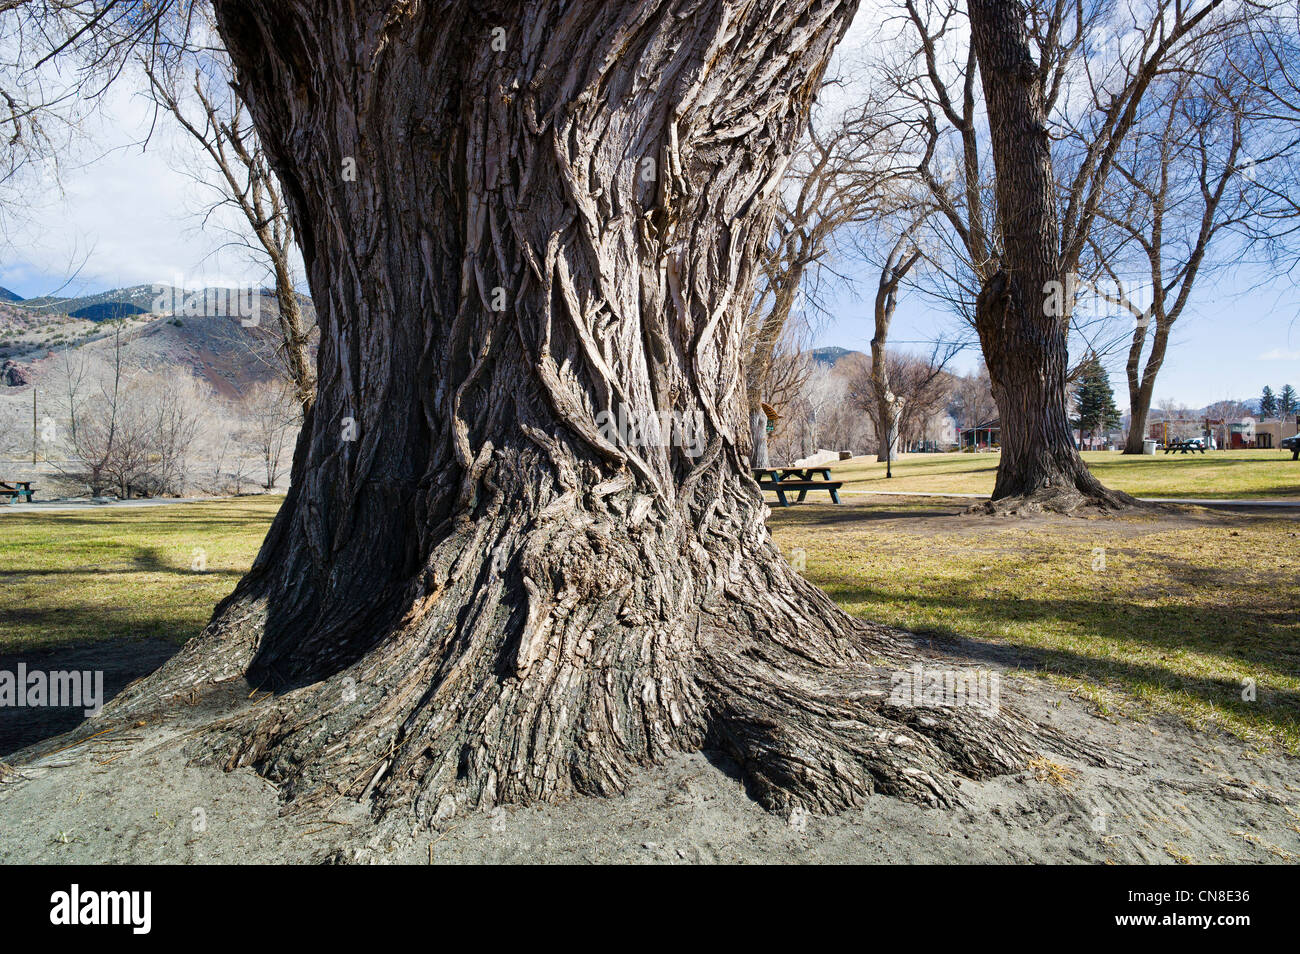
[967,0,1133,511]
[93,0,1044,824]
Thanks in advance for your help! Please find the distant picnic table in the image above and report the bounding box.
[1163,440,1206,455]
[0,480,34,503]
[752,466,843,507]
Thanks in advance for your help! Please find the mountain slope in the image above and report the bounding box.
[0,285,317,399]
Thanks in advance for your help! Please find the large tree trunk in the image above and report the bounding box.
[95,0,1041,824]
[968,0,1132,511]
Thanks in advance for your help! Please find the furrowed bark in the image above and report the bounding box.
[968,0,1135,512]
[88,0,1046,824]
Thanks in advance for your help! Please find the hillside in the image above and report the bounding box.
[0,285,317,399]
[810,346,863,368]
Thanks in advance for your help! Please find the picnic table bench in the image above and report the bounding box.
[1163,440,1206,455]
[753,466,842,507]
[0,480,34,503]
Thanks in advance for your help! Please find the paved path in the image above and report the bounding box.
[840,489,1300,508]
[0,497,210,515]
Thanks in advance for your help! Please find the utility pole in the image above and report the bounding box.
[31,387,36,466]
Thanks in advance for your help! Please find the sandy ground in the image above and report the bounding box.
[2,637,1297,865]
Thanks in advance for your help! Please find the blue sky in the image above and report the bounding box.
[808,258,1300,408]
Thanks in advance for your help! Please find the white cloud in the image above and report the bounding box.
[1259,348,1300,361]
[4,64,279,298]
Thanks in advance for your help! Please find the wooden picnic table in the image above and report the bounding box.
[1163,440,1206,455]
[752,466,842,506]
[0,480,34,503]
[753,466,833,482]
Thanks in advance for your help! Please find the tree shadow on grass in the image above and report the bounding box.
[0,638,180,756]
[911,626,1300,743]
[824,580,1300,737]
[823,580,1300,675]
[766,502,966,529]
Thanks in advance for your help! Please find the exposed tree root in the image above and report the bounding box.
[46,535,1074,829]
[701,642,1038,814]
[970,480,1144,515]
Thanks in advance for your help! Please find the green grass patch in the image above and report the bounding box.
[0,498,280,652]
[770,500,1300,753]
[3,493,1297,756]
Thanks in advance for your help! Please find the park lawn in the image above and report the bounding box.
[2,493,1297,755]
[827,448,1300,499]
[0,497,280,653]
[769,498,1300,754]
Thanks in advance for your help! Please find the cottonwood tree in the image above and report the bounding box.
[25,1,1081,829]
[966,0,1239,507]
[887,0,1233,507]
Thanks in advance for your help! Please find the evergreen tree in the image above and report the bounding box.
[1260,385,1278,418]
[1279,384,1298,418]
[1074,356,1122,446]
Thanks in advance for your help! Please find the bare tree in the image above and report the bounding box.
[965,0,1235,509]
[843,344,955,469]
[869,230,925,471]
[239,379,300,490]
[1086,57,1259,453]
[881,0,1240,507]
[44,324,209,497]
[49,319,128,496]
[143,43,316,410]
[745,87,907,466]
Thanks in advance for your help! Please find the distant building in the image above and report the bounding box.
[958,418,999,449]
[912,413,959,452]
[1209,417,1256,449]
[1255,417,1299,450]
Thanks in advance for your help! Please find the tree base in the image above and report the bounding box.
[974,466,1144,515]
[971,488,1143,515]
[35,573,1085,828]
